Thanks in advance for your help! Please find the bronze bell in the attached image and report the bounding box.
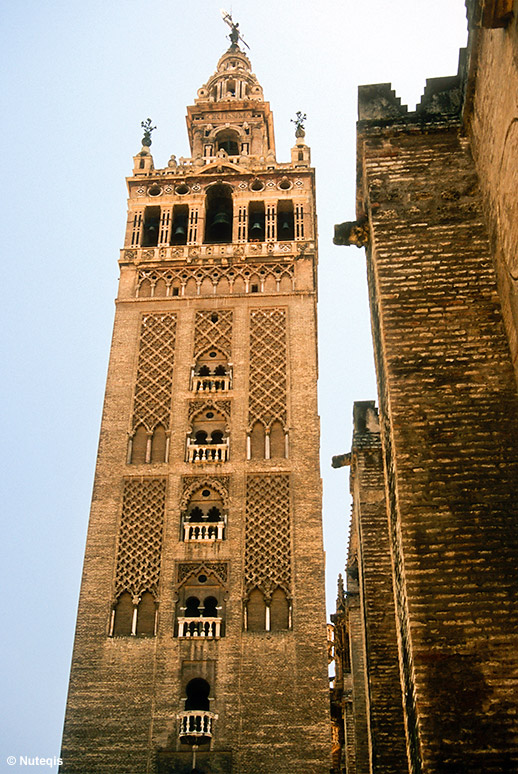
[211,211,231,228]
[174,223,186,236]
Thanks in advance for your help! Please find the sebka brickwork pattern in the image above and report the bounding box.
[194,310,233,359]
[131,313,176,434]
[114,478,166,599]
[248,308,287,430]
[245,475,291,596]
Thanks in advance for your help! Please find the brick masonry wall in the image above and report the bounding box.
[60,254,330,773]
[464,6,518,380]
[349,402,408,774]
[358,120,518,773]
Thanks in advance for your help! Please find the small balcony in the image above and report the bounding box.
[192,374,232,393]
[177,617,223,639]
[178,710,217,741]
[183,521,225,542]
[186,439,229,463]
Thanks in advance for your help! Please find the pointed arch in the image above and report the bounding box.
[131,425,148,464]
[270,420,285,459]
[113,592,133,637]
[250,421,265,459]
[247,588,266,631]
[136,591,156,636]
[151,424,167,463]
[270,587,289,631]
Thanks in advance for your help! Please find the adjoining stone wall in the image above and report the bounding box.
[349,402,408,774]
[464,0,518,379]
[356,99,518,772]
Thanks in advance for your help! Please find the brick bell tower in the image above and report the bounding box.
[60,20,329,774]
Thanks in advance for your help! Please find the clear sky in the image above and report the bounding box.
[0,0,468,768]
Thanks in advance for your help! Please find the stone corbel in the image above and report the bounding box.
[333,219,369,248]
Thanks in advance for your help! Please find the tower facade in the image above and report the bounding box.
[60,37,329,774]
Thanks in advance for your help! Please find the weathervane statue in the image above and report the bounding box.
[221,9,250,50]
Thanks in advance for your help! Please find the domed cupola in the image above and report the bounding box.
[195,49,264,104]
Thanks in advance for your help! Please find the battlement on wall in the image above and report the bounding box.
[358,49,467,124]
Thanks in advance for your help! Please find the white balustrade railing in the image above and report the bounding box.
[177,617,222,639]
[177,710,217,739]
[183,521,225,541]
[186,440,229,463]
[192,375,232,393]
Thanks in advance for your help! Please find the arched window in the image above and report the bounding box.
[170,204,188,245]
[216,129,239,156]
[183,486,226,541]
[112,592,133,636]
[187,408,228,462]
[270,587,290,631]
[250,421,265,459]
[204,184,233,244]
[192,349,231,392]
[151,424,166,463]
[177,570,225,637]
[195,430,208,445]
[248,201,265,242]
[185,596,201,617]
[203,596,218,617]
[277,200,294,241]
[247,588,266,631]
[136,591,156,636]
[131,425,148,464]
[270,420,285,459]
[185,678,210,712]
[142,206,160,247]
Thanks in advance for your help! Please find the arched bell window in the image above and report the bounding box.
[170,204,188,245]
[204,184,233,244]
[142,206,160,247]
[248,201,265,242]
[277,200,295,241]
[216,128,240,156]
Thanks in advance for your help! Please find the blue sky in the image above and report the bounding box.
[0,1,467,768]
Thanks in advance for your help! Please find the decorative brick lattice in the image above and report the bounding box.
[245,475,291,597]
[194,310,233,359]
[136,262,294,296]
[248,308,287,429]
[177,562,228,587]
[131,313,176,433]
[180,475,230,510]
[114,478,166,599]
[188,399,231,421]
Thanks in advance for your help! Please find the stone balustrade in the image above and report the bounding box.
[183,521,225,541]
[186,439,229,463]
[177,710,217,739]
[177,617,222,639]
[192,375,232,392]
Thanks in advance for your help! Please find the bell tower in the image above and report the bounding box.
[60,22,329,774]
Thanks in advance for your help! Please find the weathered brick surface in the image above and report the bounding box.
[464,0,518,380]
[357,114,518,772]
[350,402,408,774]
